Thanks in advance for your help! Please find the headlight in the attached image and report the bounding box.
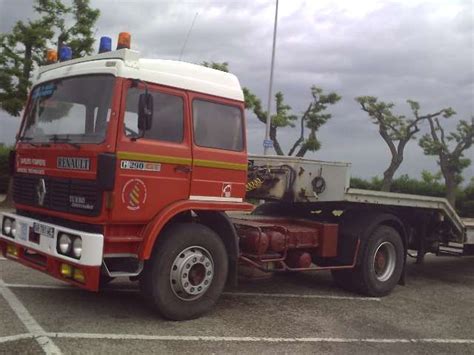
[72,237,82,258]
[10,221,17,237]
[3,218,12,235]
[58,234,72,254]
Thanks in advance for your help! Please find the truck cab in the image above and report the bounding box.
[1,46,252,306]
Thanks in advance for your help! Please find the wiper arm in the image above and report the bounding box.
[49,135,81,150]
[18,136,51,148]
[19,136,33,141]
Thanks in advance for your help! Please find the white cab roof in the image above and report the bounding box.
[33,49,244,102]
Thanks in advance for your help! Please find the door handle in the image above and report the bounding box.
[175,165,192,173]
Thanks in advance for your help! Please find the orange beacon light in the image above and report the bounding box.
[117,32,131,50]
[46,49,58,64]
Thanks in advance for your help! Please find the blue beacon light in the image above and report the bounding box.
[99,36,112,53]
[59,46,72,61]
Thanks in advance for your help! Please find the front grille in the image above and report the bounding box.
[13,174,102,216]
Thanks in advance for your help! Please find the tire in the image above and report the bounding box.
[332,225,404,297]
[139,223,228,320]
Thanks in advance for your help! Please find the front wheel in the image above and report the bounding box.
[332,225,404,297]
[140,223,228,320]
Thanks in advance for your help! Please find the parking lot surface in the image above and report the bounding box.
[1,254,473,354]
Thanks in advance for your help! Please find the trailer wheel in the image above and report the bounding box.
[332,225,404,297]
[140,223,228,320]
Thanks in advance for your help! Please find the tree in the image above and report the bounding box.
[419,115,474,206]
[0,0,100,117]
[0,18,54,116]
[289,87,341,157]
[201,62,340,156]
[356,96,454,191]
[35,0,100,58]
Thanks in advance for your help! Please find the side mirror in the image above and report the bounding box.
[138,93,153,131]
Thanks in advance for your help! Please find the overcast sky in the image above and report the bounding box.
[0,0,473,182]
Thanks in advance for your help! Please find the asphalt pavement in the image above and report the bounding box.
[0,253,473,354]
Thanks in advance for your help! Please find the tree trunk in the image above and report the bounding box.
[444,172,457,207]
[438,154,457,207]
[288,111,307,156]
[295,129,316,157]
[381,157,402,192]
[269,126,284,155]
[295,145,307,157]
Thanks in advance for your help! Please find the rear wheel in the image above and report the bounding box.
[140,223,228,320]
[332,225,404,297]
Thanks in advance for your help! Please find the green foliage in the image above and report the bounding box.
[356,96,411,141]
[201,61,229,73]
[293,86,340,157]
[0,0,100,116]
[35,0,99,58]
[0,18,54,115]
[0,146,12,194]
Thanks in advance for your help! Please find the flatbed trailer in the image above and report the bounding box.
[243,154,473,272]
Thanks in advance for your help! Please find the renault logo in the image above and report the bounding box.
[36,178,46,206]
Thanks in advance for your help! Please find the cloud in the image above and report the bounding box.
[0,0,472,181]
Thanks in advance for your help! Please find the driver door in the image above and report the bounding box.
[112,80,192,222]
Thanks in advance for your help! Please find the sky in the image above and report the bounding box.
[0,0,473,182]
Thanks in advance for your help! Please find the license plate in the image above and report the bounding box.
[33,222,54,238]
[18,222,29,241]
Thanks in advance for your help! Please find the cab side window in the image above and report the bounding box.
[124,87,184,143]
[193,99,243,151]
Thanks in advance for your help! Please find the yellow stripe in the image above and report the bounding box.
[117,152,247,172]
[194,159,247,171]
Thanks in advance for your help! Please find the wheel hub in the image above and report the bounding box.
[373,241,396,282]
[170,246,214,301]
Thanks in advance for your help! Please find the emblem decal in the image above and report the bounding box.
[36,178,46,206]
[121,179,147,211]
[222,183,232,198]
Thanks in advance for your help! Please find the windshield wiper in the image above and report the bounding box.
[18,136,51,147]
[49,135,81,150]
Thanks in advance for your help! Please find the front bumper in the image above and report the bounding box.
[0,212,103,291]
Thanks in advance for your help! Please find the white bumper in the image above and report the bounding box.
[0,212,104,266]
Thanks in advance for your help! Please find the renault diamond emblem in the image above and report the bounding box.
[36,178,46,206]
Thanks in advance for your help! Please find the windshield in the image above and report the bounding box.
[21,75,115,144]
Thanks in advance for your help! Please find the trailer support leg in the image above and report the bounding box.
[416,216,428,265]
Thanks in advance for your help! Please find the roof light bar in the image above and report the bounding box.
[99,36,112,53]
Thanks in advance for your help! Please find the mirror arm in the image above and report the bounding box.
[131,78,149,95]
